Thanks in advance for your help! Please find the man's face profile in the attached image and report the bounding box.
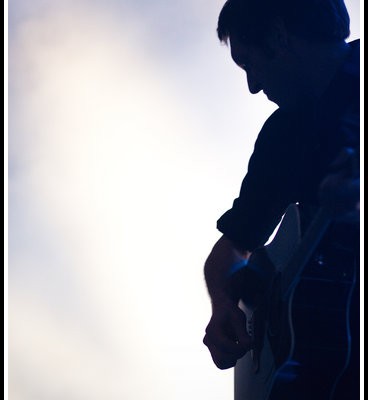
[229,32,301,109]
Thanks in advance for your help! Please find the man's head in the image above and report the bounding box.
[217,0,350,46]
[218,0,351,109]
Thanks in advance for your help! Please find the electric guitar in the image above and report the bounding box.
[232,203,358,400]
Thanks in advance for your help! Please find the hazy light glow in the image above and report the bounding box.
[9,3,237,399]
[8,0,360,399]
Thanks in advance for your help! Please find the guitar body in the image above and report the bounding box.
[234,204,358,400]
[269,241,357,400]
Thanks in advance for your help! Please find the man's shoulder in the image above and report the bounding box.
[260,108,297,132]
[259,107,310,140]
[256,109,287,144]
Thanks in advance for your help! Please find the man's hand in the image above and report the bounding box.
[203,235,252,369]
[203,300,252,369]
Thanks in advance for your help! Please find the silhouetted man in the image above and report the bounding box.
[203,0,360,398]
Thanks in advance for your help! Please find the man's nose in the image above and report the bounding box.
[246,74,262,94]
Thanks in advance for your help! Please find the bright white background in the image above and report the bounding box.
[7,1,360,399]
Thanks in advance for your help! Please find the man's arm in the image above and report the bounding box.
[203,235,252,369]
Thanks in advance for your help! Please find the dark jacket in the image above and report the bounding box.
[217,39,360,252]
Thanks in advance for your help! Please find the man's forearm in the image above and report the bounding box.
[204,235,250,308]
[203,235,253,369]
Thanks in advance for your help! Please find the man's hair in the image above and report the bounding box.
[217,0,350,45]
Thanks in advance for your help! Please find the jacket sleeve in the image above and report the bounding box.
[217,109,305,252]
